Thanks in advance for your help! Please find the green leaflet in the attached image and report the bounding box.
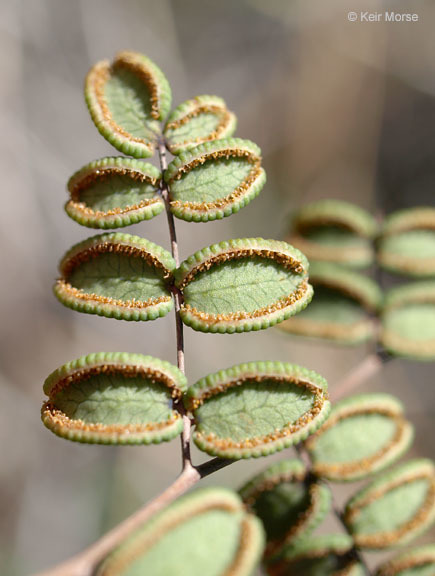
[305,394,414,482]
[239,459,331,557]
[279,263,382,345]
[163,95,237,154]
[54,233,175,321]
[266,534,364,576]
[164,139,266,222]
[288,200,378,268]
[175,238,313,333]
[85,51,171,158]
[41,353,186,444]
[381,281,435,360]
[185,362,330,459]
[378,207,435,277]
[66,157,164,228]
[375,545,435,576]
[96,488,265,576]
[344,459,435,549]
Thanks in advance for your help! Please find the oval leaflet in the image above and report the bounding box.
[381,281,435,360]
[375,545,435,576]
[65,157,164,228]
[378,207,435,278]
[163,95,237,154]
[185,361,330,459]
[344,459,435,549]
[165,138,266,222]
[279,263,382,345]
[54,233,175,321]
[288,200,378,269]
[176,238,313,333]
[96,488,265,576]
[85,51,171,158]
[266,534,364,576]
[239,459,331,557]
[42,353,187,445]
[305,394,414,482]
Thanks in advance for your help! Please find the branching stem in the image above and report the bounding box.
[294,444,372,576]
[157,138,192,471]
[332,347,393,401]
[36,141,390,576]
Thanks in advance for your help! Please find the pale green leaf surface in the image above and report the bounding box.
[163,95,236,153]
[165,139,265,221]
[375,545,435,576]
[85,52,171,157]
[121,511,242,576]
[97,488,264,576]
[170,157,252,203]
[55,233,175,321]
[293,199,378,238]
[78,174,159,212]
[104,68,159,141]
[166,113,223,144]
[68,252,169,303]
[188,362,329,458]
[380,231,435,260]
[381,282,435,359]
[392,566,434,576]
[310,414,396,464]
[42,353,186,445]
[292,288,365,326]
[195,381,315,442]
[383,305,435,342]
[345,460,435,548]
[183,257,303,316]
[53,374,172,426]
[269,534,364,576]
[306,394,413,482]
[66,158,163,228]
[351,479,428,536]
[304,228,370,249]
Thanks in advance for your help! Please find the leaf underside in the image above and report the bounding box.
[306,395,413,481]
[42,353,186,445]
[290,228,374,268]
[177,239,312,333]
[381,284,435,360]
[85,52,171,158]
[280,286,373,344]
[187,362,329,458]
[344,460,435,549]
[55,234,175,321]
[96,488,264,576]
[166,139,266,222]
[239,459,331,556]
[66,158,163,228]
[375,545,435,576]
[266,534,363,576]
[163,95,236,154]
[378,230,435,277]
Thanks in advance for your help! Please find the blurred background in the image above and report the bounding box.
[1,0,434,573]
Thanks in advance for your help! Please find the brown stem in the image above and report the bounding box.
[294,444,372,576]
[34,466,200,576]
[157,138,193,471]
[332,348,392,401]
[34,454,237,576]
